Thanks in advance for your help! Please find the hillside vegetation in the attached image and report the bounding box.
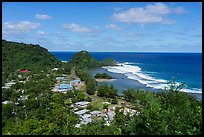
[68,51,100,69]
[2,40,62,84]
[68,51,117,69]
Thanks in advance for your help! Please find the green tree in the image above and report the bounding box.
[86,79,96,95]
[111,98,118,104]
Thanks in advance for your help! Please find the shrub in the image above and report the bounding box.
[86,104,93,110]
[111,98,118,104]
[86,96,92,102]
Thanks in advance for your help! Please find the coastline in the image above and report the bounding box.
[89,66,202,101]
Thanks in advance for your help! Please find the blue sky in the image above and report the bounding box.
[2,2,202,52]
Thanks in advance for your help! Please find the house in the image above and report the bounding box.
[107,110,115,121]
[52,68,59,71]
[2,86,10,89]
[2,101,13,104]
[70,79,80,85]
[80,114,92,124]
[75,113,92,128]
[74,109,89,115]
[20,70,29,73]
[119,108,137,117]
[58,83,73,92]
[6,81,16,86]
[62,74,67,77]
[102,102,111,105]
[2,81,16,89]
[18,95,28,101]
[56,77,68,81]
[90,110,102,116]
[74,101,90,108]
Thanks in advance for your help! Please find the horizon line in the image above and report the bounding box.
[49,51,202,53]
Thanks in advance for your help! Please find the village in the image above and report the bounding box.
[50,68,141,128]
[2,67,141,128]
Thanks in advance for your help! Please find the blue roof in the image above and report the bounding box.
[59,84,73,90]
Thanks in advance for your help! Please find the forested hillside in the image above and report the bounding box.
[68,50,101,69]
[2,40,62,84]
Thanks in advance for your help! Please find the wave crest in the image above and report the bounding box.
[102,62,202,94]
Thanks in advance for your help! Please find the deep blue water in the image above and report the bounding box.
[50,52,202,99]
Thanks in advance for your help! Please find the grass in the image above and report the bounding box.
[89,95,110,111]
[79,84,86,92]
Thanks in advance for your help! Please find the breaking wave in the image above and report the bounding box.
[102,62,202,94]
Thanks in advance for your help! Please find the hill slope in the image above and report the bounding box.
[68,50,101,69]
[2,40,62,82]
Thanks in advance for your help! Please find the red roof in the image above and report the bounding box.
[20,70,29,73]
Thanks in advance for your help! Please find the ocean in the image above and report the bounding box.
[50,52,202,100]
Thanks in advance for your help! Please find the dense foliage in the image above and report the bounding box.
[120,88,202,135]
[97,84,118,98]
[2,40,62,85]
[94,73,112,79]
[101,58,116,66]
[68,50,100,69]
[68,51,116,70]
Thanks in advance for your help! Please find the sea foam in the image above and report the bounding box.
[102,62,202,94]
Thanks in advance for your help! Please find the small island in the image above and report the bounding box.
[94,73,114,82]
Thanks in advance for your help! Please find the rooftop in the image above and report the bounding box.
[59,84,73,90]
[75,109,89,115]
[75,101,90,106]
[2,101,13,104]
[90,111,102,115]
[20,70,29,73]
[71,79,80,83]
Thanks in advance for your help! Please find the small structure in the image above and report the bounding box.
[75,113,92,128]
[18,95,28,101]
[90,110,102,116]
[2,86,10,89]
[70,79,80,85]
[62,74,67,77]
[2,81,16,89]
[74,101,90,108]
[2,101,13,104]
[52,68,59,71]
[20,70,29,73]
[107,110,115,121]
[75,109,89,115]
[119,108,137,117]
[56,77,68,81]
[58,84,73,92]
[81,114,92,124]
[75,124,81,128]
[102,102,111,105]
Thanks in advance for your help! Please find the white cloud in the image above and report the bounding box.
[106,24,121,30]
[63,23,91,32]
[112,3,186,25]
[3,21,41,34]
[37,31,49,35]
[35,14,52,20]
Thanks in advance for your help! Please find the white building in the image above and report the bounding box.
[74,101,90,108]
